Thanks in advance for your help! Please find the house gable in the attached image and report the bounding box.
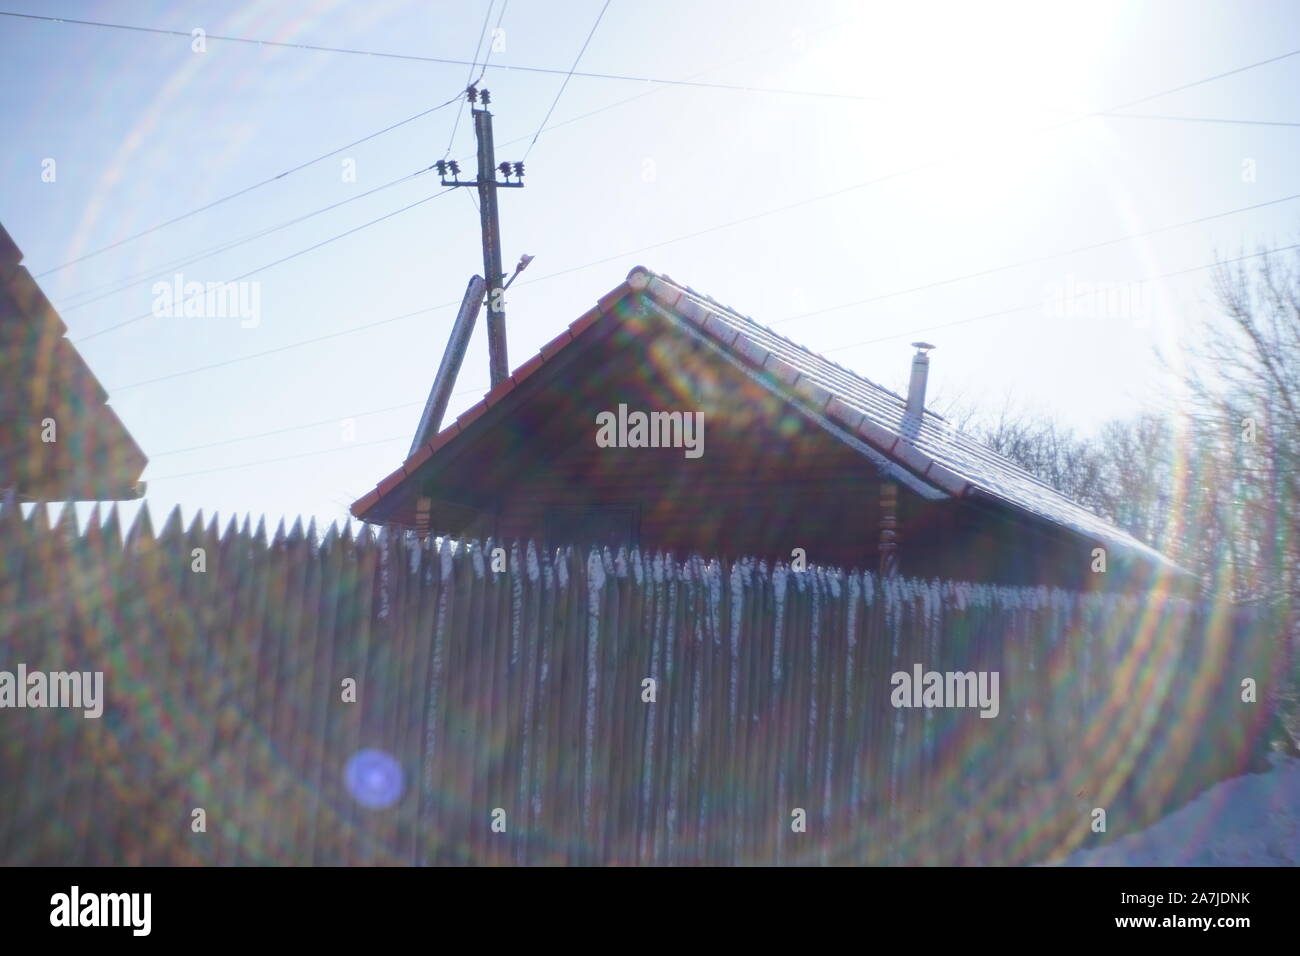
[353,266,1190,586]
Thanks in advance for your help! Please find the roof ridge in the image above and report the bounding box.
[648,271,1088,493]
[650,270,916,410]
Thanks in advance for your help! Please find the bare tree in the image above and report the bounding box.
[948,245,1300,751]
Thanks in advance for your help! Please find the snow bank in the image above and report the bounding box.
[1060,755,1300,866]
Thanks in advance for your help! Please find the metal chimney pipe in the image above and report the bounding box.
[905,342,935,420]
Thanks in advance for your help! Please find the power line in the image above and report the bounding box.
[109,210,1300,413]
[768,191,1300,325]
[1105,45,1300,112]
[149,385,487,458]
[501,36,1300,292]
[11,8,1298,128]
[820,241,1300,356]
[59,165,437,312]
[466,0,496,81]
[442,0,502,160]
[137,242,1300,484]
[145,434,410,482]
[57,6,809,310]
[473,0,510,87]
[488,18,846,153]
[152,405,418,458]
[75,187,454,342]
[0,10,888,100]
[105,189,1300,392]
[523,0,612,161]
[5,7,1294,310]
[111,297,466,391]
[1096,111,1300,129]
[34,93,463,277]
[80,40,1300,378]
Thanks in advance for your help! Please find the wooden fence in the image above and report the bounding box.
[0,500,1282,865]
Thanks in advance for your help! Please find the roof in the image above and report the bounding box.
[0,220,148,501]
[353,266,1187,577]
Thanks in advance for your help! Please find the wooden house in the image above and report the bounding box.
[353,267,1189,591]
[0,221,147,502]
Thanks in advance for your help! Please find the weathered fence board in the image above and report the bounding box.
[0,500,1283,865]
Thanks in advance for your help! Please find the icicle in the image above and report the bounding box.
[728,561,744,723]
[508,542,524,666]
[582,547,606,830]
[706,561,721,648]
[408,531,423,574]
[888,579,902,667]
[377,525,392,620]
[471,541,485,579]
[587,547,607,592]
[526,540,540,583]
[772,562,788,682]
[808,569,822,745]
[439,537,453,580]
[555,546,569,588]
[923,578,939,629]
[847,572,860,650]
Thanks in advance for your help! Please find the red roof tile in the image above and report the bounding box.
[596,284,630,313]
[568,305,603,337]
[429,423,460,452]
[351,488,381,517]
[456,401,489,430]
[511,353,545,386]
[404,443,435,473]
[376,467,407,497]
[539,329,573,360]
[483,378,516,408]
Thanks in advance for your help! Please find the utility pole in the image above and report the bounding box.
[435,87,525,387]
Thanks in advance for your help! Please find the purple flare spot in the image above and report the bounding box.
[345,749,404,809]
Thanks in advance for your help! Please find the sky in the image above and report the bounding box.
[2,0,1298,535]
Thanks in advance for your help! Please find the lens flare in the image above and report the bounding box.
[345,749,403,810]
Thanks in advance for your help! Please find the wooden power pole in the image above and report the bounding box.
[435,87,525,387]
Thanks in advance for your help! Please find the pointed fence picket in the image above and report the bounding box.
[0,500,1283,865]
